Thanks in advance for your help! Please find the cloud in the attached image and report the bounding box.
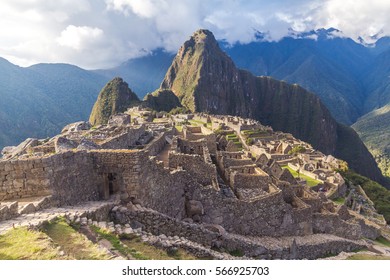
[57,25,104,51]
[1,0,390,69]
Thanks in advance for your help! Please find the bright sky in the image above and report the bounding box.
[1,0,390,69]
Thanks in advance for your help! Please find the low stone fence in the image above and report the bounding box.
[0,195,56,222]
[312,212,380,240]
[111,205,366,259]
[0,202,18,222]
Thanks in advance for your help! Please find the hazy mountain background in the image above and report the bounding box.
[0,58,108,148]
[2,29,390,176]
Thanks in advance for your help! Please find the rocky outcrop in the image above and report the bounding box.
[54,136,78,153]
[61,121,91,134]
[158,29,384,183]
[1,138,39,160]
[89,77,139,126]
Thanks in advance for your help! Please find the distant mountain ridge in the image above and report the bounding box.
[0,59,109,149]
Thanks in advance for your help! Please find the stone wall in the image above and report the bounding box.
[0,157,52,201]
[0,149,144,205]
[169,153,218,187]
[191,185,311,237]
[288,163,325,183]
[230,173,270,192]
[50,151,101,205]
[99,125,145,149]
[145,131,171,156]
[92,150,143,200]
[200,126,217,154]
[177,138,205,156]
[138,158,190,219]
[312,213,362,239]
[183,126,216,154]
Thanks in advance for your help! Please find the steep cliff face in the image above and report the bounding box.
[160,29,384,183]
[89,77,139,125]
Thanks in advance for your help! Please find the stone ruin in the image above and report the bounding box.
[0,111,386,259]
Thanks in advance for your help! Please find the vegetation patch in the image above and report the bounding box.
[282,165,321,187]
[375,236,390,247]
[91,226,148,260]
[242,129,268,138]
[288,145,307,155]
[43,218,109,260]
[228,249,244,257]
[346,254,390,260]
[332,197,346,205]
[0,227,62,260]
[189,119,206,126]
[341,170,390,223]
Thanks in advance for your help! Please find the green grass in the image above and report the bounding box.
[189,119,206,126]
[346,254,390,260]
[241,129,268,138]
[332,197,346,205]
[228,249,244,257]
[226,134,238,140]
[91,226,199,260]
[43,218,109,260]
[375,237,390,247]
[341,170,390,223]
[91,226,147,260]
[282,166,321,187]
[0,227,62,260]
[175,125,183,132]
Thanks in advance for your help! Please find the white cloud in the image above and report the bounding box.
[57,25,104,51]
[1,0,390,69]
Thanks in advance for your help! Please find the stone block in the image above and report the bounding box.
[186,200,204,217]
[19,203,36,215]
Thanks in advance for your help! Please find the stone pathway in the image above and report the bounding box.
[0,200,116,235]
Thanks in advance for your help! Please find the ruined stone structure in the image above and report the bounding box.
[0,110,386,259]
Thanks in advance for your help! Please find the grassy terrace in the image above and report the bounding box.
[0,227,63,260]
[226,133,242,149]
[346,254,390,260]
[282,165,321,187]
[0,218,202,260]
[189,119,212,128]
[241,129,270,139]
[332,197,346,205]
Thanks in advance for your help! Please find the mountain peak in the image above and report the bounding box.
[89,77,139,125]
[192,29,215,42]
[161,29,234,111]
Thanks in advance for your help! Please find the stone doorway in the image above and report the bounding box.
[101,173,119,200]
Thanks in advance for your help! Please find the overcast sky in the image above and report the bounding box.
[1,0,390,69]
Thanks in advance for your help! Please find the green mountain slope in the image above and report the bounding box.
[89,77,140,125]
[353,105,390,176]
